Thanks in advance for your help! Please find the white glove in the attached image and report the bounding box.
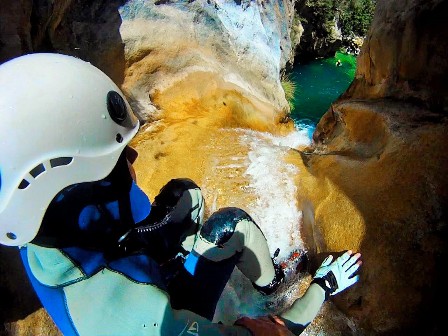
[312,250,362,298]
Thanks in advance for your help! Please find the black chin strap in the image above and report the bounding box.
[33,151,137,255]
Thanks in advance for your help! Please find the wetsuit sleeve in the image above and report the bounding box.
[279,284,326,335]
[234,284,326,336]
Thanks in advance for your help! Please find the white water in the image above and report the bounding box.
[206,127,312,323]
[208,126,358,335]
[241,129,309,259]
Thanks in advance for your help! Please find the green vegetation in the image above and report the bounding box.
[281,76,297,112]
[304,0,376,37]
[304,0,338,25]
[338,0,376,37]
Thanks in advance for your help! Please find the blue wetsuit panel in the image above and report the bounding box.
[109,254,166,287]
[168,250,239,320]
[61,247,107,276]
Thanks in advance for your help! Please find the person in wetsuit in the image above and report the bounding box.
[0,53,362,335]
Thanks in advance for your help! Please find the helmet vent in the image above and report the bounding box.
[29,163,46,178]
[50,157,73,168]
[18,179,30,189]
[17,157,73,190]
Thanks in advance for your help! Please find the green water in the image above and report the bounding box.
[290,51,357,129]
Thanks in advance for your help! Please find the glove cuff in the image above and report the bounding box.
[311,270,338,301]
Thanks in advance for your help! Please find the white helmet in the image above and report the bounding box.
[0,53,139,246]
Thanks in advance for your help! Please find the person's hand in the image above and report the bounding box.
[312,250,362,298]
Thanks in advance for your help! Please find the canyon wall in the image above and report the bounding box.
[296,0,448,334]
[1,0,447,335]
[0,0,127,85]
[118,0,295,127]
[0,0,296,127]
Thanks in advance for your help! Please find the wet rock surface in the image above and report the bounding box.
[297,0,448,333]
[295,99,448,334]
[1,0,447,335]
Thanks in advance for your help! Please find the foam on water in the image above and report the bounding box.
[296,121,316,141]
[213,127,312,323]
[241,127,311,259]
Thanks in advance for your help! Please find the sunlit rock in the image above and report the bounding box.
[298,0,448,333]
[346,0,448,112]
[1,0,447,335]
[119,0,295,126]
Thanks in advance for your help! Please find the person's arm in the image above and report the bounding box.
[236,251,362,336]
[278,283,326,334]
[279,251,362,335]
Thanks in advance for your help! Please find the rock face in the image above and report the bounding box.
[119,0,295,125]
[0,0,296,123]
[0,0,126,85]
[296,0,448,334]
[1,0,447,335]
[345,0,448,112]
[293,0,343,61]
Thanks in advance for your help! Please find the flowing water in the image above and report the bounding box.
[135,121,313,323]
[134,52,358,333]
[206,128,312,322]
[212,52,358,328]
